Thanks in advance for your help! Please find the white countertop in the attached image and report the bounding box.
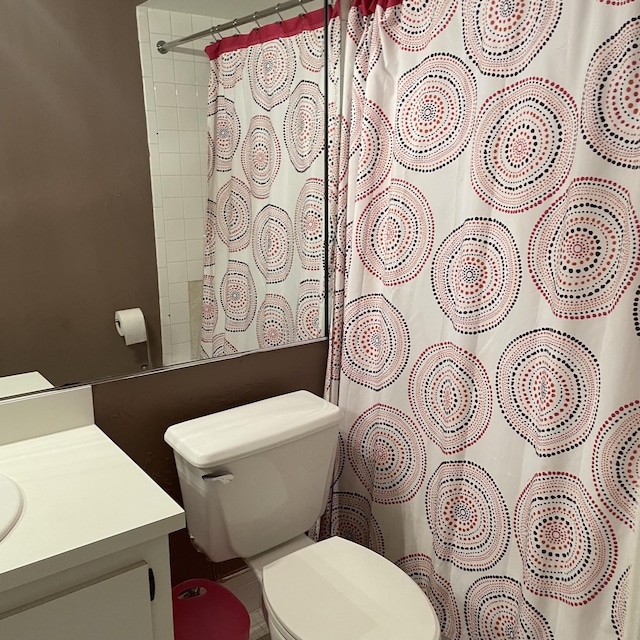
[0,372,53,400]
[0,424,185,591]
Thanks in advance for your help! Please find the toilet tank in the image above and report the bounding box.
[164,391,341,562]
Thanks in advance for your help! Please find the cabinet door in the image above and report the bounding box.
[0,562,155,640]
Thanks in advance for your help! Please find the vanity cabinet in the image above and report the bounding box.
[0,562,154,640]
[0,535,177,640]
[0,387,185,640]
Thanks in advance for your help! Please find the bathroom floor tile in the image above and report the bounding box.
[249,609,270,640]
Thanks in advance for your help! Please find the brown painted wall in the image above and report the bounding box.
[0,0,160,386]
[3,1,331,586]
[92,339,329,585]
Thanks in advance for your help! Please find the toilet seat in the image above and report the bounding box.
[262,536,440,640]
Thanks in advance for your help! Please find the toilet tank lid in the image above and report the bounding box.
[164,391,341,468]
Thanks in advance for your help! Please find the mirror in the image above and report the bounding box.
[0,0,330,394]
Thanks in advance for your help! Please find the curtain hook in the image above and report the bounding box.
[210,25,221,41]
[298,0,308,13]
[275,3,284,21]
[253,12,261,28]
[232,19,240,35]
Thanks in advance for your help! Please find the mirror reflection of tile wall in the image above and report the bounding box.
[137,7,215,366]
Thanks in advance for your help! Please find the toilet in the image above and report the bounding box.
[164,390,440,640]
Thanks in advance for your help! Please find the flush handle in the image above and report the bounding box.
[202,472,234,485]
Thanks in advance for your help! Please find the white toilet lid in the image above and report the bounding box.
[262,537,439,640]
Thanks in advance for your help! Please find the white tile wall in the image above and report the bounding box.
[137,5,214,365]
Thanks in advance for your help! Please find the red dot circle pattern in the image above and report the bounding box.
[528,177,640,320]
[409,342,492,455]
[349,79,366,160]
[396,554,462,640]
[464,576,554,640]
[347,6,366,47]
[382,0,457,52]
[327,288,345,389]
[348,403,428,504]
[356,98,393,201]
[582,17,640,168]
[395,53,477,173]
[248,38,296,111]
[461,0,561,77]
[342,294,410,391]
[256,294,294,349]
[334,186,351,277]
[284,80,325,173]
[355,13,382,80]
[295,177,325,271]
[426,461,510,571]
[204,200,216,269]
[214,177,252,252]
[296,279,322,341]
[296,27,324,73]
[328,102,349,189]
[592,400,640,530]
[496,328,600,457]
[612,567,630,639]
[514,471,618,605]
[208,334,238,358]
[215,49,247,90]
[241,115,281,199]
[431,217,521,334]
[327,11,342,88]
[220,260,257,333]
[471,77,578,214]
[210,97,241,173]
[252,204,293,285]
[207,65,218,117]
[355,178,435,286]
[200,276,219,346]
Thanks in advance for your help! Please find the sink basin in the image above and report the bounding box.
[0,473,23,541]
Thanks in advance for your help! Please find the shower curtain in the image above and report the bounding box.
[201,7,337,357]
[323,1,640,639]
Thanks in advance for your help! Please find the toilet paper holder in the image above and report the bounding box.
[115,307,153,369]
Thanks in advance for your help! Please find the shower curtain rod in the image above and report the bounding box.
[157,0,317,54]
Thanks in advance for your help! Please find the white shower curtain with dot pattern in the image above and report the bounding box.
[323,1,640,639]
[201,8,339,357]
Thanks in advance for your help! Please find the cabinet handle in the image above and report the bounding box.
[148,568,156,601]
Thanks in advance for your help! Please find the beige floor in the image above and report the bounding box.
[249,608,270,640]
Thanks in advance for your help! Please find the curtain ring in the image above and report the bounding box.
[298,0,308,13]
[232,19,240,35]
[275,3,284,21]
[209,25,221,41]
[252,12,261,28]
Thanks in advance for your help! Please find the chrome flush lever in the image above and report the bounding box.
[202,472,235,485]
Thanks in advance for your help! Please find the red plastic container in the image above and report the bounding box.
[172,579,250,640]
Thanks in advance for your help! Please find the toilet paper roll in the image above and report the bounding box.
[115,308,148,346]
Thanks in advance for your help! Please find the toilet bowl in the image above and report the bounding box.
[252,536,439,640]
[165,391,441,639]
